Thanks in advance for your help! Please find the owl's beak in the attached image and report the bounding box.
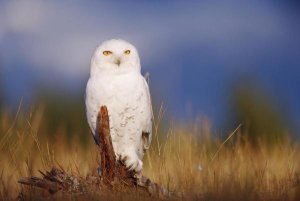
[114,58,121,66]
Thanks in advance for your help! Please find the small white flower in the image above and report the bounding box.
[197,164,203,171]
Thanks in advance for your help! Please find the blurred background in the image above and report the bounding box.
[0,0,299,142]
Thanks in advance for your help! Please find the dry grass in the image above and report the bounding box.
[0,105,300,201]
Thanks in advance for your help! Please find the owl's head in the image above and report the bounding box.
[91,39,141,76]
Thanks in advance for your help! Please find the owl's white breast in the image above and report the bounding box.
[85,70,152,158]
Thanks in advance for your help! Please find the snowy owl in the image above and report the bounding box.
[85,39,152,173]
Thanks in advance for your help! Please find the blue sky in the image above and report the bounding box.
[0,1,300,132]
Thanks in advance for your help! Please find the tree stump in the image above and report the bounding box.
[18,106,173,200]
[97,106,136,184]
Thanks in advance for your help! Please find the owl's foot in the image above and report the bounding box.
[119,154,143,173]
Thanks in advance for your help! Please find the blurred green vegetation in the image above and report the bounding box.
[0,75,293,148]
[230,78,290,145]
[0,64,3,112]
[34,90,90,146]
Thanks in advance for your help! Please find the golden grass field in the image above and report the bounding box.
[0,105,300,201]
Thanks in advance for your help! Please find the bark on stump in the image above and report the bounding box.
[97,106,136,185]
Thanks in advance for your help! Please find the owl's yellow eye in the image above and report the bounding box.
[124,50,131,55]
[103,51,112,56]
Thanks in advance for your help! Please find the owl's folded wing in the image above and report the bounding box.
[142,73,153,150]
[85,79,100,145]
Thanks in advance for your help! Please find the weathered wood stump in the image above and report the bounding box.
[18,106,172,200]
[97,106,136,184]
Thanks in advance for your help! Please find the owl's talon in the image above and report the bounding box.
[120,155,128,165]
[119,154,143,173]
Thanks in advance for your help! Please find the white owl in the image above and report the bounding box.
[85,39,152,173]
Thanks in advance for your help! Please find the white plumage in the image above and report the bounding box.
[85,39,152,173]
